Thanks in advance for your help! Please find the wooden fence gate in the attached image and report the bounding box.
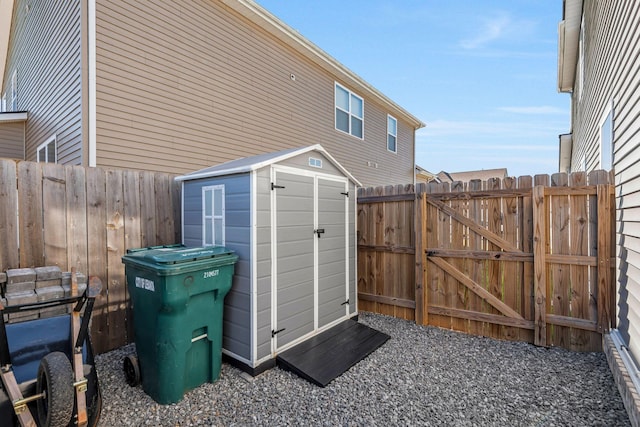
[358,171,615,352]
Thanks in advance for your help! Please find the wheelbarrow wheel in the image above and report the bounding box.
[36,351,74,427]
[124,355,141,386]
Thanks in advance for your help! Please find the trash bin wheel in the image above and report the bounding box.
[36,351,75,427]
[124,355,141,386]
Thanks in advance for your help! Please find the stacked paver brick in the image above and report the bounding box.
[1,266,87,323]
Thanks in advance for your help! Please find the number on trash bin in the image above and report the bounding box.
[204,269,219,279]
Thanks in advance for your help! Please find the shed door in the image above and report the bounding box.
[274,171,315,349]
[317,178,349,328]
[272,169,349,352]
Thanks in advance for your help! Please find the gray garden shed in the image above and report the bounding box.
[175,145,360,374]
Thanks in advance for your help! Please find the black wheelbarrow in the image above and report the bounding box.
[0,273,102,427]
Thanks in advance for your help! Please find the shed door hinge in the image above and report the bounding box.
[341,192,349,197]
[272,328,286,337]
[271,183,285,190]
[341,299,350,306]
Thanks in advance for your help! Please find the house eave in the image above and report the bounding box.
[0,0,14,90]
[0,111,27,123]
[220,0,425,130]
[557,0,583,93]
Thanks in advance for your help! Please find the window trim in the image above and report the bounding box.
[599,100,614,171]
[387,115,398,153]
[202,184,225,247]
[10,70,17,111]
[334,82,364,139]
[36,135,57,163]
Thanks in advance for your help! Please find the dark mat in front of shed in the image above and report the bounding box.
[276,319,390,387]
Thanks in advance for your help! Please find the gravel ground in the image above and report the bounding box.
[95,313,630,426]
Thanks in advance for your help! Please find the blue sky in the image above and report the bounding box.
[255,0,569,178]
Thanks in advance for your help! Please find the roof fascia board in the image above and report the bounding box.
[220,0,425,130]
[0,0,14,90]
[557,0,583,92]
[0,111,27,123]
[176,144,362,186]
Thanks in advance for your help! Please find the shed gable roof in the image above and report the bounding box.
[175,144,362,186]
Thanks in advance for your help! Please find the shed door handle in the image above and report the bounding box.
[314,228,325,238]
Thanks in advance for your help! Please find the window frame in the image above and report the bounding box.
[202,184,225,247]
[599,100,614,171]
[387,115,398,153]
[36,135,57,163]
[334,82,364,139]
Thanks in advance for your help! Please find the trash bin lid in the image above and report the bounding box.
[124,245,236,265]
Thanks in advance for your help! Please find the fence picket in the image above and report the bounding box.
[550,173,570,347]
[18,162,44,268]
[0,160,18,269]
[66,165,88,275]
[42,163,68,269]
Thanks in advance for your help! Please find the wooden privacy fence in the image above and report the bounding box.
[0,159,181,354]
[357,171,615,352]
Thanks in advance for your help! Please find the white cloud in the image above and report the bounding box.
[459,13,512,49]
[498,106,568,115]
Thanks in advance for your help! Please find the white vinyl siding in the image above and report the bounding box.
[36,135,57,163]
[387,115,397,153]
[4,0,83,164]
[202,185,225,246]
[567,1,640,365]
[335,83,363,139]
[95,0,416,186]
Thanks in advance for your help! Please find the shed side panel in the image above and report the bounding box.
[182,172,252,360]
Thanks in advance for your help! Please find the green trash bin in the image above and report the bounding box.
[122,244,238,404]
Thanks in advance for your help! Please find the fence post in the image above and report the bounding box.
[597,184,612,332]
[532,185,547,346]
[414,186,427,325]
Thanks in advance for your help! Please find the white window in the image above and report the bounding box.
[37,135,57,163]
[202,185,225,246]
[10,70,17,111]
[600,102,613,170]
[387,115,397,153]
[1,92,5,112]
[335,82,363,139]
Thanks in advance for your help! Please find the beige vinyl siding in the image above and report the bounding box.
[94,0,414,186]
[3,0,83,165]
[569,1,640,359]
[0,122,24,159]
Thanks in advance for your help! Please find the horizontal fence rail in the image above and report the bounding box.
[357,171,615,352]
